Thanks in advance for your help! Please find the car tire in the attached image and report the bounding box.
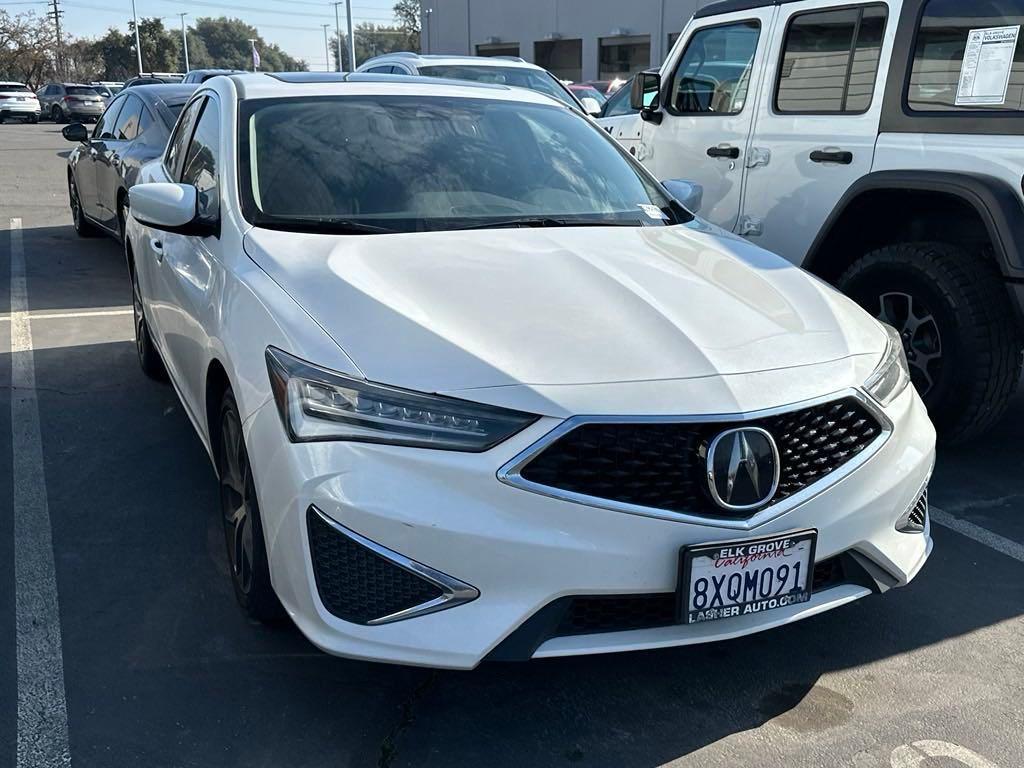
[217,389,284,622]
[68,174,100,238]
[838,242,1022,443]
[51,105,65,124]
[28,115,38,124]
[129,254,167,381]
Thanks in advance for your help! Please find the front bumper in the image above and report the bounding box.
[246,384,935,669]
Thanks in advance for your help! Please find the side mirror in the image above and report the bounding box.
[129,182,218,237]
[62,123,89,143]
[580,96,603,117]
[631,71,662,124]
[661,179,703,214]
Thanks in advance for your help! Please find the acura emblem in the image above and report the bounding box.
[706,427,780,511]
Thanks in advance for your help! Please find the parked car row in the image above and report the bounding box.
[55,64,936,669]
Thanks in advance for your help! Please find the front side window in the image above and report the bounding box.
[909,0,1024,111]
[240,96,682,234]
[165,97,204,180]
[602,79,636,116]
[93,97,124,139]
[417,64,578,108]
[112,94,143,140]
[181,99,220,221]
[776,5,888,114]
[668,21,760,114]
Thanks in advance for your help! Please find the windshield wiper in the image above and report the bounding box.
[255,216,398,235]
[449,216,647,231]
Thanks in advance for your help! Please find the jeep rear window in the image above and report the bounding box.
[909,0,1024,112]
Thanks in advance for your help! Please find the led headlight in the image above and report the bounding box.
[266,347,538,450]
[863,323,911,406]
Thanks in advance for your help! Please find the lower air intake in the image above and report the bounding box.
[897,488,928,533]
[307,508,444,624]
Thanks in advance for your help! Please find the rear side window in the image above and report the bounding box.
[94,97,124,139]
[909,0,1024,111]
[165,97,204,180]
[667,21,761,115]
[775,5,888,114]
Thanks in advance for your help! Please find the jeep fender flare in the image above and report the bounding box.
[804,170,1024,280]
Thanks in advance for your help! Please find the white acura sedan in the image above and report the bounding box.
[125,72,935,669]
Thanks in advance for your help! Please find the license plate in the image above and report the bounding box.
[679,530,817,625]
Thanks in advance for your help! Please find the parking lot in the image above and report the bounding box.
[2,121,1023,767]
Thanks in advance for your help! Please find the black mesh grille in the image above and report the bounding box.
[552,556,848,638]
[519,398,882,518]
[307,509,443,624]
[909,489,928,527]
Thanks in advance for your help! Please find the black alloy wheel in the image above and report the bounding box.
[51,105,64,123]
[68,175,99,237]
[218,390,283,621]
[129,258,166,380]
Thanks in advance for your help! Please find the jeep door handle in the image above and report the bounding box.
[810,149,853,164]
[707,145,740,159]
[152,239,164,262]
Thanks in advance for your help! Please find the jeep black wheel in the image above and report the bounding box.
[218,389,283,622]
[839,242,1021,443]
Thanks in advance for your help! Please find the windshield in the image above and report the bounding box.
[570,85,606,104]
[67,86,99,96]
[417,65,578,108]
[240,95,682,234]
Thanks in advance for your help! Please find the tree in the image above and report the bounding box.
[0,10,57,88]
[393,0,421,51]
[329,23,411,70]
[191,17,306,72]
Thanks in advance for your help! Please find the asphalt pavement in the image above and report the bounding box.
[2,121,1023,768]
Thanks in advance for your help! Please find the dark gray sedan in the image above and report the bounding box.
[62,84,196,241]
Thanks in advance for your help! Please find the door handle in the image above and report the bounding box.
[629,145,637,156]
[810,149,853,165]
[88,148,98,158]
[707,145,740,159]
[151,239,164,262]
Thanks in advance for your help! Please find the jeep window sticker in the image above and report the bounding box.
[956,25,1021,106]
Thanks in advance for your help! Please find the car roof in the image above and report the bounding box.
[0,81,28,87]
[361,53,540,70]
[225,71,562,105]
[123,83,198,106]
[695,0,802,18]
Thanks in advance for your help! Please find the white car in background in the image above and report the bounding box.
[355,52,603,116]
[0,82,41,123]
[125,72,934,669]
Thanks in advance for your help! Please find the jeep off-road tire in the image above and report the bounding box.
[838,242,1021,443]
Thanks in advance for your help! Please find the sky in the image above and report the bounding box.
[7,0,402,70]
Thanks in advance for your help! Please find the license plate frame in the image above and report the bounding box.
[678,529,818,625]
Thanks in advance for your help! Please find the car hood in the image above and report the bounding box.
[243,222,885,393]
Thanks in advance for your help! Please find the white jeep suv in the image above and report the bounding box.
[622,0,1024,442]
[124,72,934,668]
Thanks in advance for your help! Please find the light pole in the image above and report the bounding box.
[332,2,343,71]
[130,0,143,75]
[247,38,259,71]
[345,0,356,71]
[178,13,189,73]
[423,8,433,54]
[321,24,331,72]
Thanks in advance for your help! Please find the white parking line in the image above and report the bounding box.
[931,506,1024,565]
[8,217,73,767]
[0,308,133,322]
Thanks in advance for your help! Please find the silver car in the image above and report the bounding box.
[36,82,106,123]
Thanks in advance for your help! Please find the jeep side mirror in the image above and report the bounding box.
[631,72,662,124]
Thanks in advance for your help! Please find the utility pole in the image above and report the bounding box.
[178,13,190,73]
[321,24,331,72]
[332,2,343,71]
[47,0,64,80]
[345,0,356,71]
[130,0,143,75]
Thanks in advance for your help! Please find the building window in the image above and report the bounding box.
[477,43,520,58]
[599,35,651,81]
[908,0,1024,111]
[535,39,582,82]
[775,5,888,114]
